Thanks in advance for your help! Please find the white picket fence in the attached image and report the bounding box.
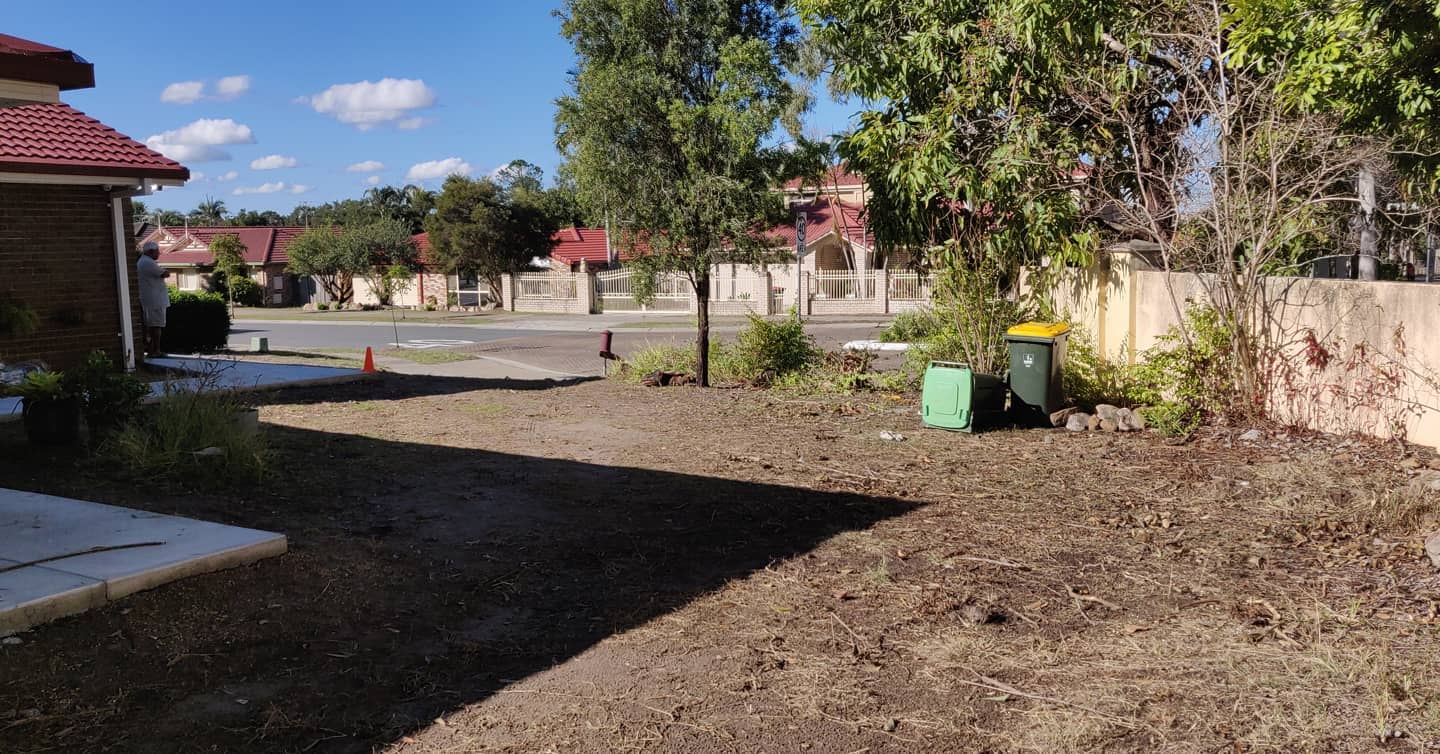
[889,271,933,302]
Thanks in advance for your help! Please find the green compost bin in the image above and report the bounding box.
[1004,321,1070,426]
[921,361,1008,433]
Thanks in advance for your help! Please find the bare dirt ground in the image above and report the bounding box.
[2,375,1439,753]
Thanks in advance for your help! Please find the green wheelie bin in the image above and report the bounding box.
[921,361,1008,433]
[1004,322,1070,427]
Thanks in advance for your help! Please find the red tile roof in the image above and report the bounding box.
[0,102,188,180]
[145,226,312,267]
[781,165,865,192]
[766,198,872,249]
[550,226,612,267]
[0,33,94,90]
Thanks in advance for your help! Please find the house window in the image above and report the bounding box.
[179,271,201,291]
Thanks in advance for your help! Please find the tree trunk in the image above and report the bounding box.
[695,274,711,388]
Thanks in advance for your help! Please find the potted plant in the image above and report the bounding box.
[64,350,150,438]
[14,370,82,445]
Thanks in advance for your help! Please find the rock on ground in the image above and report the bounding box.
[1051,407,1080,428]
[1095,404,1121,423]
[1066,412,1091,432]
[1427,531,1440,570]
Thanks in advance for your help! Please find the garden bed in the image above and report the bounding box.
[0,375,1436,752]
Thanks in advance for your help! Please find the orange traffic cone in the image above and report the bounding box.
[362,346,377,373]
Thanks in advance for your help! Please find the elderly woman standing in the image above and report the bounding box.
[136,240,171,358]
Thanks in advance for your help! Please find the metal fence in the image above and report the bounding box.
[811,271,879,300]
[889,271,934,301]
[515,272,578,300]
[596,269,690,312]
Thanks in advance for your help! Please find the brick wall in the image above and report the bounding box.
[0,184,137,370]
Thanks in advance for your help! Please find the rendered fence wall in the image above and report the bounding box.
[1044,249,1440,448]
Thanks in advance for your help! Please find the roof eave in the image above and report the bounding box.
[0,163,188,184]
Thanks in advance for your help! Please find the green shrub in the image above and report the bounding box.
[1132,303,1236,416]
[1063,335,1147,407]
[102,387,264,483]
[879,308,942,343]
[774,350,917,394]
[1140,401,1202,438]
[163,291,231,353]
[207,271,263,307]
[316,302,330,311]
[63,350,149,434]
[726,315,820,383]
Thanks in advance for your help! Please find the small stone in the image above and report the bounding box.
[1100,420,1118,432]
[883,718,900,733]
[1095,404,1121,423]
[879,430,906,442]
[1239,429,1263,442]
[1087,414,1102,431]
[192,446,225,458]
[1065,412,1091,432]
[1,636,21,646]
[1114,408,1139,432]
[1050,407,1079,428]
[1426,531,1440,570]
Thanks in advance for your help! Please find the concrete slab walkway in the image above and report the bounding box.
[0,356,366,424]
[0,489,286,636]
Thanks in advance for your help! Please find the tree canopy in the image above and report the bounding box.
[423,174,558,297]
[556,0,810,385]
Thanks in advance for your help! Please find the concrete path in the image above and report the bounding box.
[0,489,286,636]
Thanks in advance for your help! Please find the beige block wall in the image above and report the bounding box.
[1046,254,1440,449]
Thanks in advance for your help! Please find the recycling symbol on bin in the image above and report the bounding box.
[1023,353,1035,368]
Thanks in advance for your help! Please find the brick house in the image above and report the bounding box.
[137,226,306,306]
[0,33,189,370]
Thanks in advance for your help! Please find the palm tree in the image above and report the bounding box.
[192,197,227,225]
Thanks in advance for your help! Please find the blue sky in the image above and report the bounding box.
[9,2,857,216]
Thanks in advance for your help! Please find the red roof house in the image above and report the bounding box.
[0,33,189,370]
[137,226,314,306]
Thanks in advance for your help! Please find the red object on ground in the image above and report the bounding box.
[362,347,376,373]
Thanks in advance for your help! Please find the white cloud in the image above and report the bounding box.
[160,81,204,104]
[233,181,287,195]
[144,118,255,163]
[302,78,437,129]
[396,117,426,130]
[215,75,251,100]
[249,154,298,170]
[217,170,239,182]
[289,184,312,195]
[190,171,206,181]
[405,157,471,182]
[346,160,385,173]
[365,175,381,186]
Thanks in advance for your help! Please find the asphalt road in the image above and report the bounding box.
[228,319,898,377]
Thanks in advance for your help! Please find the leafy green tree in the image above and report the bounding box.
[344,218,421,306]
[556,0,808,386]
[424,175,557,301]
[229,209,286,227]
[1229,0,1440,188]
[286,227,357,303]
[209,233,249,309]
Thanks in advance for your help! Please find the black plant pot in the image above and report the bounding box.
[23,396,82,445]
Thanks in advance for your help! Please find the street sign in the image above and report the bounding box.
[796,211,807,257]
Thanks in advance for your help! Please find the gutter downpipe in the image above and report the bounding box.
[108,180,154,372]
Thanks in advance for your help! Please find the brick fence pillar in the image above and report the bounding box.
[501,273,515,311]
[578,272,598,314]
[878,268,890,314]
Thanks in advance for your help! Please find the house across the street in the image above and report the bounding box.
[0,32,189,370]
[137,226,307,306]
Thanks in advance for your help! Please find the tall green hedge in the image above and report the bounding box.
[162,291,231,353]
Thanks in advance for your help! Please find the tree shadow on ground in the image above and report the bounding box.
[0,418,916,753]
[250,373,602,406]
